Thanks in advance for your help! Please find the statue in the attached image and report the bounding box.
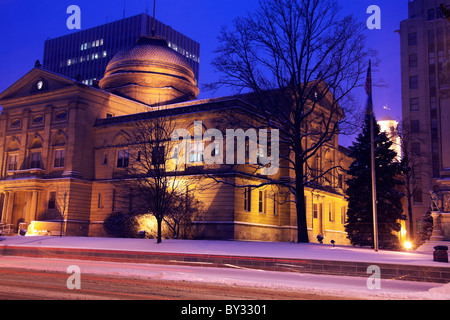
[443,194,450,213]
[429,190,440,212]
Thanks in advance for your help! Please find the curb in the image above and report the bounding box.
[1,245,449,283]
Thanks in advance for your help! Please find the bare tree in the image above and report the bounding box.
[163,188,206,240]
[55,184,70,237]
[206,0,372,242]
[398,120,431,243]
[116,112,195,243]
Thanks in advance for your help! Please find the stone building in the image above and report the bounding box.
[0,36,352,244]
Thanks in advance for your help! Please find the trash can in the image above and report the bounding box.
[433,245,448,263]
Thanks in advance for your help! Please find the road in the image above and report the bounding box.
[0,267,345,300]
[0,256,444,300]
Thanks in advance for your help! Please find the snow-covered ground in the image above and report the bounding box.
[0,255,448,300]
[1,235,449,267]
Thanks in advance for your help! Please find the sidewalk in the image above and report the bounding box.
[0,236,449,283]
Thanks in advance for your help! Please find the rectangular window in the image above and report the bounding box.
[408,33,417,46]
[328,203,335,221]
[409,54,418,68]
[244,187,252,212]
[413,188,423,204]
[338,174,343,189]
[429,52,436,65]
[411,142,421,157]
[273,193,279,216]
[409,76,419,89]
[152,146,165,165]
[54,150,65,168]
[313,203,318,219]
[410,120,420,133]
[48,192,56,209]
[341,206,347,224]
[428,8,435,21]
[258,190,267,214]
[410,98,419,111]
[117,149,129,168]
[189,142,204,163]
[413,165,422,181]
[97,193,103,209]
[7,154,18,171]
[30,152,41,169]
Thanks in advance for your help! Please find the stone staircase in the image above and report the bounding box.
[415,240,450,253]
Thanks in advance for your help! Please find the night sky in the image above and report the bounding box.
[0,0,408,146]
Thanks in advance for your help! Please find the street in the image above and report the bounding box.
[0,256,445,300]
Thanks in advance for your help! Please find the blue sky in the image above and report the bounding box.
[0,0,408,146]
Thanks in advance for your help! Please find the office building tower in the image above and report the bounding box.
[43,13,200,86]
[399,0,450,239]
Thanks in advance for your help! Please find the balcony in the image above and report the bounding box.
[3,168,46,180]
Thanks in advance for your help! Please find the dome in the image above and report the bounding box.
[99,37,199,106]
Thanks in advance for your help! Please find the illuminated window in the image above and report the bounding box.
[244,187,252,212]
[341,206,347,224]
[313,203,318,219]
[273,193,279,215]
[189,142,204,163]
[258,190,267,214]
[328,203,335,221]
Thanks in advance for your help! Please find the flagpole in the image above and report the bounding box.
[367,59,379,252]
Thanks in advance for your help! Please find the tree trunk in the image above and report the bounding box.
[156,215,162,244]
[295,157,309,243]
[407,195,414,242]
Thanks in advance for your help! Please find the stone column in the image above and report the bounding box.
[5,192,14,224]
[29,191,38,222]
[25,191,33,223]
[1,192,9,223]
[430,211,445,241]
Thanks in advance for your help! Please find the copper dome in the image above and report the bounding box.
[99,37,199,106]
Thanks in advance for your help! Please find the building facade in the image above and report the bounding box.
[0,36,352,244]
[399,0,450,240]
[43,13,200,86]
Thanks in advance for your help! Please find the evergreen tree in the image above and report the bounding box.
[345,114,404,249]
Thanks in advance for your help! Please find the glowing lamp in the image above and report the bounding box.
[404,241,413,250]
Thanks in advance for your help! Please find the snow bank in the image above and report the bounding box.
[1,236,448,268]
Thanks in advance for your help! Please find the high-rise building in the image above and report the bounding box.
[43,13,200,86]
[399,0,450,239]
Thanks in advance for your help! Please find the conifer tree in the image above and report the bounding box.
[345,114,404,249]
